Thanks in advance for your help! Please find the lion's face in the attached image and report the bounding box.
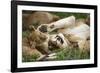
[30,30,48,44]
[28,26,49,45]
[49,33,69,49]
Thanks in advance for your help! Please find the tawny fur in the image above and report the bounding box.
[27,26,51,54]
[22,11,60,30]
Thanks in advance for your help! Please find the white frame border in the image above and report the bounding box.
[17,5,94,68]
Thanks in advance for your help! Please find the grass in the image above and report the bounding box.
[22,53,40,62]
[22,47,90,62]
[52,12,89,19]
[55,48,90,60]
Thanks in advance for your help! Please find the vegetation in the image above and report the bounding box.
[22,53,40,62]
[52,12,89,19]
[55,48,90,60]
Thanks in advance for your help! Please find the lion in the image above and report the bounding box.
[27,25,51,54]
[22,11,60,30]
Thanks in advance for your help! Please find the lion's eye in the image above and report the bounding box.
[55,35,64,44]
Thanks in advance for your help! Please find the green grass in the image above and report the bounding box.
[22,30,30,38]
[22,53,40,62]
[55,48,90,60]
[52,12,89,19]
[22,47,90,62]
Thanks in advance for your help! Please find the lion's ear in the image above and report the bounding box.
[29,25,35,31]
